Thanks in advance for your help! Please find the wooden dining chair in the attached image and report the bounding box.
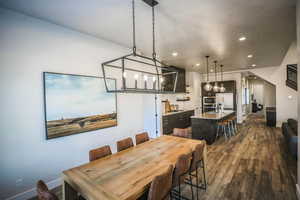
[147,165,174,200]
[185,143,207,200]
[37,180,59,200]
[135,132,150,145]
[117,137,134,152]
[171,152,194,200]
[172,128,192,138]
[89,145,112,162]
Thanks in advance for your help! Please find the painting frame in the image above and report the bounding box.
[286,64,297,91]
[43,72,118,140]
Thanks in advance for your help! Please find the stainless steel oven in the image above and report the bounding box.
[203,96,216,105]
[202,96,216,113]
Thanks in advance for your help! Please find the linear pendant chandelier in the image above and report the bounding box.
[101,0,178,94]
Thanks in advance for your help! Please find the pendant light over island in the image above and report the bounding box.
[219,64,226,92]
[213,60,219,92]
[204,56,213,92]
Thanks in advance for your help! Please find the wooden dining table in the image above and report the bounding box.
[62,135,207,200]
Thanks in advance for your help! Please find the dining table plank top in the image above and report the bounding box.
[62,135,206,200]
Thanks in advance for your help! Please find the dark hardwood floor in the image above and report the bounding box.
[182,114,297,200]
[30,114,297,200]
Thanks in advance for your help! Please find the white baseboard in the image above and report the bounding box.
[5,178,62,200]
[296,184,300,200]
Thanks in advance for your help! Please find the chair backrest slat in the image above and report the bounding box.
[89,145,112,162]
[172,153,192,187]
[147,165,174,200]
[190,143,205,172]
[135,132,150,145]
[117,137,134,152]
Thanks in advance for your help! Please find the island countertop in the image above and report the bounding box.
[191,110,235,120]
[162,109,194,116]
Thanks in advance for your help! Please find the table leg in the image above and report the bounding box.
[63,181,78,200]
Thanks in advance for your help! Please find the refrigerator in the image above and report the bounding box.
[216,93,234,110]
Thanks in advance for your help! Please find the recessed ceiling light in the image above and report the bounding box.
[248,54,253,58]
[172,52,178,57]
[196,63,200,67]
[252,64,256,67]
[239,36,247,41]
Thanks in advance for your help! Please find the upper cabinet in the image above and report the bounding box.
[162,66,186,93]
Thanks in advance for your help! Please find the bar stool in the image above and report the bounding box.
[216,120,230,140]
[227,117,236,136]
[232,116,238,133]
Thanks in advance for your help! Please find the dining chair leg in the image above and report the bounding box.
[195,168,199,200]
[202,159,207,190]
[189,175,194,200]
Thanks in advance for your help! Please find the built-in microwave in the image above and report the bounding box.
[203,96,216,105]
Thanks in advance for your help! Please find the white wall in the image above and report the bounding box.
[263,81,276,108]
[0,8,154,199]
[249,42,298,126]
[250,80,264,104]
[249,79,276,107]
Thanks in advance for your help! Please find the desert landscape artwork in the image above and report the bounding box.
[43,72,117,139]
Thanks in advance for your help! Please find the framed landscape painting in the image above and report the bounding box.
[43,72,117,139]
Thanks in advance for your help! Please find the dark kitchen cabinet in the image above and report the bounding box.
[162,66,186,93]
[162,110,194,135]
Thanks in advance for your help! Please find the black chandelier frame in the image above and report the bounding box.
[101,0,178,94]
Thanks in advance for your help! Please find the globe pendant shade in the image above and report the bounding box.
[204,82,213,91]
[213,83,219,92]
[219,84,226,92]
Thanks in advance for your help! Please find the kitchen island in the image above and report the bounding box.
[191,110,235,144]
[162,110,195,135]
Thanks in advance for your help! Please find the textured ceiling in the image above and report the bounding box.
[0,0,296,72]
